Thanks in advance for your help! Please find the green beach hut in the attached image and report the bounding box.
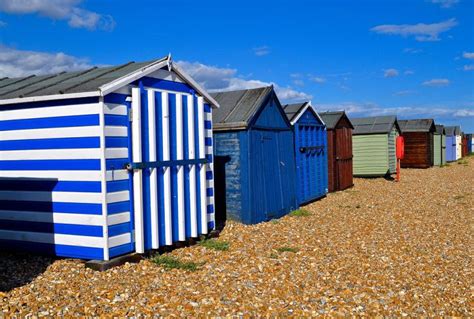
[434,125,446,166]
[351,116,401,177]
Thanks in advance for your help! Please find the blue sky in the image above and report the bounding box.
[0,0,473,131]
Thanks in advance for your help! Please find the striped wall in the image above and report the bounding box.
[0,67,216,261]
[0,98,110,260]
[106,68,215,256]
[103,94,133,259]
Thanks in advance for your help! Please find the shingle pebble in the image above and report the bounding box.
[0,158,473,317]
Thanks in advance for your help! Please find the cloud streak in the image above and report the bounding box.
[371,18,458,42]
[0,0,115,31]
[0,45,91,77]
[422,78,450,87]
[252,46,270,56]
[317,102,474,119]
[430,0,459,8]
[384,68,399,78]
[177,61,312,102]
[463,52,474,59]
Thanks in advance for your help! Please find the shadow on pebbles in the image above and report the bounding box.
[1,158,473,317]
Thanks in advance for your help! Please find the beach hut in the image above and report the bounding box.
[0,55,218,261]
[351,116,400,177]
[433,125,446,166]
[282,102,328,205]
[319,111,354,192]
[468,134,474,154]
[211,86,297,225]
[455,127,462,160]
[445,126,459,162]
[398,119,436,168]
[461,133,469,157]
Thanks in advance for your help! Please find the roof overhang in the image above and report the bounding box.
[0,54,220,108]
[100,55,219,108]
[290,101,326,126]
[0,91,100,106]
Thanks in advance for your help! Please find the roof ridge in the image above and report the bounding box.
[20,67,98,97]
[59,62,134,94]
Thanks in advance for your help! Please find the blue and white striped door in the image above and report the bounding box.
[130,87,211,253]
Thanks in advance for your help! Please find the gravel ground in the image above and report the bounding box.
[1,158,473,317]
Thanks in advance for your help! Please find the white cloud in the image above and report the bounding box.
[0,0,115,31]
[394,90,416,96]
[177,60,312,102]
[309,76,326,84]
[371,18,458,42]
[0,45,91,77]
[292,79,305,87]
[404,70,415,75]
[463,65,474,71]
[253,46,270,56]
[403,48,423,54]
[422,78,450,87]
[463,52,474,59]
[430,0,459,8]
[384,68,399,78]
[317,102,474,118]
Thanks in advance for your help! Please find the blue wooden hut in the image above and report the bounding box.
[211,86,298,225]
[0,55,218,261]
[282,102,328,205]
[445,126,460,162]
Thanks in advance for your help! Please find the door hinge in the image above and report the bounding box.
[129,109,133,122]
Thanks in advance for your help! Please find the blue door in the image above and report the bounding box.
[294,122,328,204]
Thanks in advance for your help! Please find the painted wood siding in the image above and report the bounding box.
[433,134,442,166]
[293,109,328,205]
[441,135,446,164]
[388,127,398,173]
[446,136,456,162]
[456,135,462,159]
[249,129,297,223]
[401,132,433,168]
[213,131,244,223]
[353,134,389,176]
[0,97,109,260]
[103,94,133,259]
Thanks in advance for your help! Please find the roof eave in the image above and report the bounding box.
[0,91,101,106]
[213,122,248,131]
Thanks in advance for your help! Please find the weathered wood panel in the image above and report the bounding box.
[335,126,353,190]
[213,132,243,223]
[326,119,353,192]
[401,132,433,168]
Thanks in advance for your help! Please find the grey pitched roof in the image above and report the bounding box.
[351,115,399,135]
[0,59,164,100]
[435,124,445,135]
[210,86,273,130]
[398,119,435,133]
[319,111,354,130]
[444,126,461,136]
[0,56,220,108]
[282,102,306,122]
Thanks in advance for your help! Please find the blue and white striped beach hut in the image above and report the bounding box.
[0,55,218,261]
